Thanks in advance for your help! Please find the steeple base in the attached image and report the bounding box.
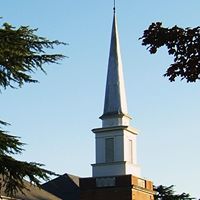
[92,125,140,178]
[92,161,140,177]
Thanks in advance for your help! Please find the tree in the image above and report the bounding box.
[0,21,65,197]
[140,22,200,82]
[154,185,195,200]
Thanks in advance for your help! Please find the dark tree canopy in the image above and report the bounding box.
[140,22,200,82]
[0,123,56,197]
[0,20,65,197]
[0,22,65,89]
[154,185,194,200]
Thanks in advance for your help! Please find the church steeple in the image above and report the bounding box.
[92,11,140,178]
[102,13,128,118]
[100,13,131,128]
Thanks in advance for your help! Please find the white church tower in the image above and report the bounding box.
[92,11,141,178]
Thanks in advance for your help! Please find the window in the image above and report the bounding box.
[105,138,114,162]
[128,139,133,163]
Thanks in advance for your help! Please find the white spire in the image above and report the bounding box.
[101,13,130,124]
[92,12,140,178]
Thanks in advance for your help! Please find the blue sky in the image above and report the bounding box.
[1,0,200,198]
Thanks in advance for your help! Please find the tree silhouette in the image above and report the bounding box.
[0,21,65,197]
[154,185,195,200]
[140,22,200,82]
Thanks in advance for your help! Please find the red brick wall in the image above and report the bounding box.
[80,175,154,200]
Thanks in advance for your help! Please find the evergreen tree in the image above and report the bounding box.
[140,22,200,82]
[154,185,195,200]
[0,21,65,197]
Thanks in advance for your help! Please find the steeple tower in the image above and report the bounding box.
[92,11,140,177]
[100,11,131,128]
[103,6,126,117]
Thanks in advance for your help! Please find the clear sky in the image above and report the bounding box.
[1,0,200,198]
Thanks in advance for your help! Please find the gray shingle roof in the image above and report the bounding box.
[42,174,80,200]
[1,179,61,200]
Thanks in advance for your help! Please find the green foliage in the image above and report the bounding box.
[140,22,200,82]
[0,22,66,89]
[0,122,57,197]
[0,20,65,197]
[154,185,195,200]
